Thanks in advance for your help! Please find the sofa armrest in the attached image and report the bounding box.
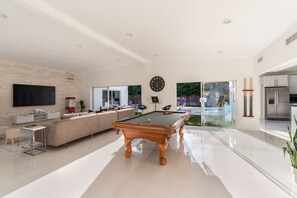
[117,108,134,120]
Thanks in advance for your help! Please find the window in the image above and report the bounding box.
[177,82,201,108]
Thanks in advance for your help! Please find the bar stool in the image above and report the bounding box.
[162,105,171,111]
[137,104,147,114]
[5,128,21,145]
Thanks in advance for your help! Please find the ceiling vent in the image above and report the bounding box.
[286,32,297,45]
[66,72,76,81]
[67,77,75,80]
[257,56,263,63]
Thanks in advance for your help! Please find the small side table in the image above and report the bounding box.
[22,124,46,156]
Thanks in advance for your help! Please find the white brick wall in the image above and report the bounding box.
[0,60,82,126]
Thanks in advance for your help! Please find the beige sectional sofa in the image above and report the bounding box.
[46,108,134,147]
[117,108,136,120]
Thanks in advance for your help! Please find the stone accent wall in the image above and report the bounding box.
[0,60,82,126]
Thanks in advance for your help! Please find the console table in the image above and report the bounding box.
[12,112,60,124]
[22,124,46,156]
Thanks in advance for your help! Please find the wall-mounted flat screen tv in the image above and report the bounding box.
[13,84,56,107]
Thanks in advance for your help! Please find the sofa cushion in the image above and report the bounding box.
[79,112,89,116]
[61,113,79,119]
[98,111,117,131]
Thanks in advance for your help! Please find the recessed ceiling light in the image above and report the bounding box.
[217,51,223,53]
[222,19,231,24]
[126,33,133,37]
[0,13,7,19]
[75,44,83,48]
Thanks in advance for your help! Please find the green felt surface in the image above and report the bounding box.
[122,111,185,126]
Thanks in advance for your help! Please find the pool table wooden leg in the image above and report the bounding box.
[179,123,185,138]
[124,138,132,158]
[115,128,120,135]
[157,138,168,166]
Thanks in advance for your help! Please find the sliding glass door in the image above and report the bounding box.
[176,81,236,128]
[93,87,124,109]
[201,81,236,128]
[128,85,142,113]
[93,87,108,110]
[92,85,141,113]
[176,82,201,126]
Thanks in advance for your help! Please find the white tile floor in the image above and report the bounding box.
[0,127,295,198]
[259,119,290,140]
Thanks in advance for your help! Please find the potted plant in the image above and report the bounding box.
[79,100,86,112]
[283,115,297,183]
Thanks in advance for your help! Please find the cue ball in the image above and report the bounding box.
[147,118,151,122]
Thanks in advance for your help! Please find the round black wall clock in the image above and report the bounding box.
[150,76,165,92]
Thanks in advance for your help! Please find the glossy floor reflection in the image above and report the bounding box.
[1,127,294,198]
[209,127,297,197]
[259,119,290,140]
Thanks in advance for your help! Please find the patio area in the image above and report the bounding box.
[178,107,233,128]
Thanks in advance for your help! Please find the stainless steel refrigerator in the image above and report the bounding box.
[265,87,290,120]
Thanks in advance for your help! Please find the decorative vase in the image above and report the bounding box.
[291,166,297,183]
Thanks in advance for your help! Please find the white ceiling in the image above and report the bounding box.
[1,0,297,72]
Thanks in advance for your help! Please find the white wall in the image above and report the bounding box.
[82,58,258,131]
[256,22,297,75]
[255,22,297,119]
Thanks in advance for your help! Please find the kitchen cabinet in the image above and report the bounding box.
[263,75,288,87]
[289,75,297,94]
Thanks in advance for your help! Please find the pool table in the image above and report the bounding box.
[112,111,190,166]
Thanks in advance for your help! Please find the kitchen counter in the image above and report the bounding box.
[291,106,297,132]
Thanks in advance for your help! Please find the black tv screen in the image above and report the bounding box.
[13,84,55,107]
